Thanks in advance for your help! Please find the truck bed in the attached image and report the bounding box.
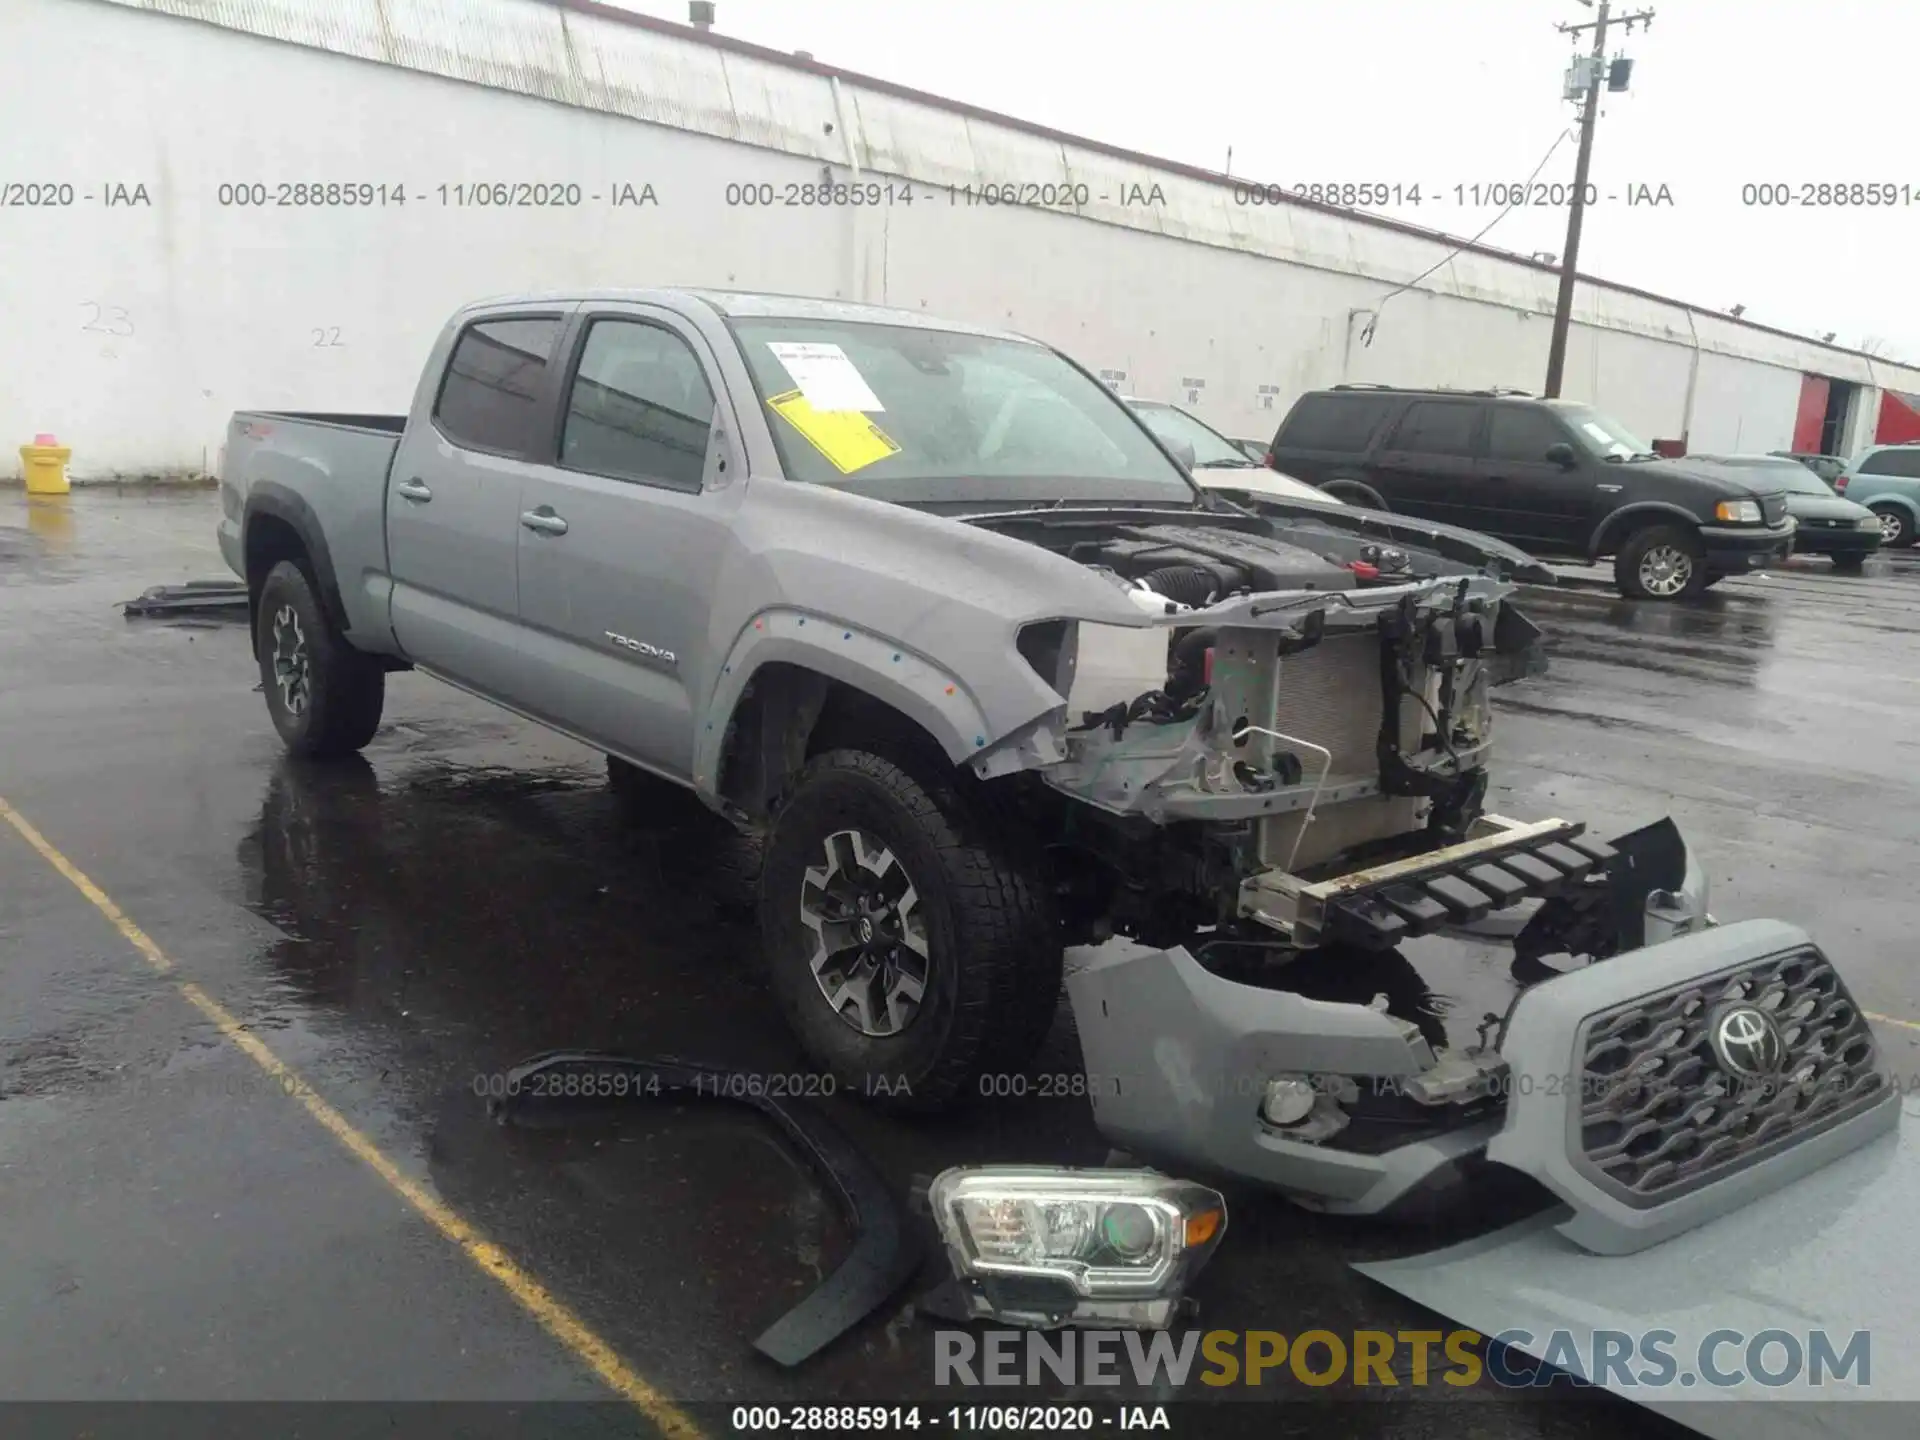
[217,410,408,647]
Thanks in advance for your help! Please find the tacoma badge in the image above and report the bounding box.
[605,631,676,665]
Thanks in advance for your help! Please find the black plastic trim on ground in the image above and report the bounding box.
[488,1050,921,1368]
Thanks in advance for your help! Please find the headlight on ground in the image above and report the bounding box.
[927,1167,1227,1328]
[1715,499,1763,523]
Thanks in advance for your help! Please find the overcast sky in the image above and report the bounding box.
[612,0,1918,365]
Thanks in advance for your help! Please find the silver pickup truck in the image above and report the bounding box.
[219,289,1895,1256]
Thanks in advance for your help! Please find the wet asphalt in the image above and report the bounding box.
[3,488,1918,1434]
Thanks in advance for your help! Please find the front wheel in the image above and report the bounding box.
[1614,524,1708,600]
[757,749,1057,1113]
[255,560,385,758]
[1831,553,1868,576]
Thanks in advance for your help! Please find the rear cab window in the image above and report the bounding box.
[433,315,564,456]
[1274,392,1397,453]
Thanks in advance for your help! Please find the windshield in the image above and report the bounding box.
[728,318,1199,508]
[1698,456,1832,496]
[1128,400,1256,467]
[1556,405,1656,461]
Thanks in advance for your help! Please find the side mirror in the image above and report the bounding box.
[1168,438,1198,470]
[1544,442,1577,469]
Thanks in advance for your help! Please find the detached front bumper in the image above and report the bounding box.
[1067,868,1896,1254]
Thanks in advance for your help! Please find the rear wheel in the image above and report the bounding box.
[757,749,1057,1112]
[255,560,385,758]
[1614,524,1707,600]
[1869,504,1914,548]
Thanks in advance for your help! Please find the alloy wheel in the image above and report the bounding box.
[1637,545,1694,598]
[798,828,930,1037]
[270,605,312,716]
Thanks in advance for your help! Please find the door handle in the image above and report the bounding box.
[520,507,569,536]
[1485,474,1509,482]
[394,477,433,503]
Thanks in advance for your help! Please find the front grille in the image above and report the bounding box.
[1761,494,1789,525]
[1575,948,1886,1205]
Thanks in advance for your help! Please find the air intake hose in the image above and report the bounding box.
[1140,565,1220,608]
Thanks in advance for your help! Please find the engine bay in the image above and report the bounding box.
[968,512,1548,953]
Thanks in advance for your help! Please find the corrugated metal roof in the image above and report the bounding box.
[92,0,1914,377]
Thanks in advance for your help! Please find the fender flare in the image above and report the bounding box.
[242,482,351,637]
[487,1050,920,1366]
[692,611,1002,794]
[1586,502,1702,561]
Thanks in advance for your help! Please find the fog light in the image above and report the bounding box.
[1260,1075,1317,1126]
[927,1167,1227,1329]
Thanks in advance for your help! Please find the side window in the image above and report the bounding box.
[1861,448,1920,478]
[1388,401,1480,457]
[1278,394,1395,452]
[561,319,716,489]
[433,317,562,455]
[1485,406,1571,462]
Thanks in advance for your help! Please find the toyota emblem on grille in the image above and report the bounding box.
[1709,1004,1784,1079]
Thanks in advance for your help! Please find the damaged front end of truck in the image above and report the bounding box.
[959,505,1899,1255]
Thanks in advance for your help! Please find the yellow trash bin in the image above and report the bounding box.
[21,434,72,495]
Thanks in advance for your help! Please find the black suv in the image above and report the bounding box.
[1266,385,1796,599]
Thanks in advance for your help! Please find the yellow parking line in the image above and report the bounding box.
[1867,1010,1920,1036]
[0,795,701,1440]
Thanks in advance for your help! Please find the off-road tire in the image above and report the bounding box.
[1614,523,1708,600]
[1319,478,1390,511]
[1869,504,1914,549]
[757,748,1058,1113]
[256,560,385,758]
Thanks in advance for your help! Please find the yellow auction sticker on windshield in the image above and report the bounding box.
[766,389,902,474]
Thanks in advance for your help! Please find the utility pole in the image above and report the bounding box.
[1543,0,1653,397]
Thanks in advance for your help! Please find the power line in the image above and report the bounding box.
[1358,125,1575,348]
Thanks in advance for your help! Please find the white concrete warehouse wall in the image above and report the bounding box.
[4,0,1916,477]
